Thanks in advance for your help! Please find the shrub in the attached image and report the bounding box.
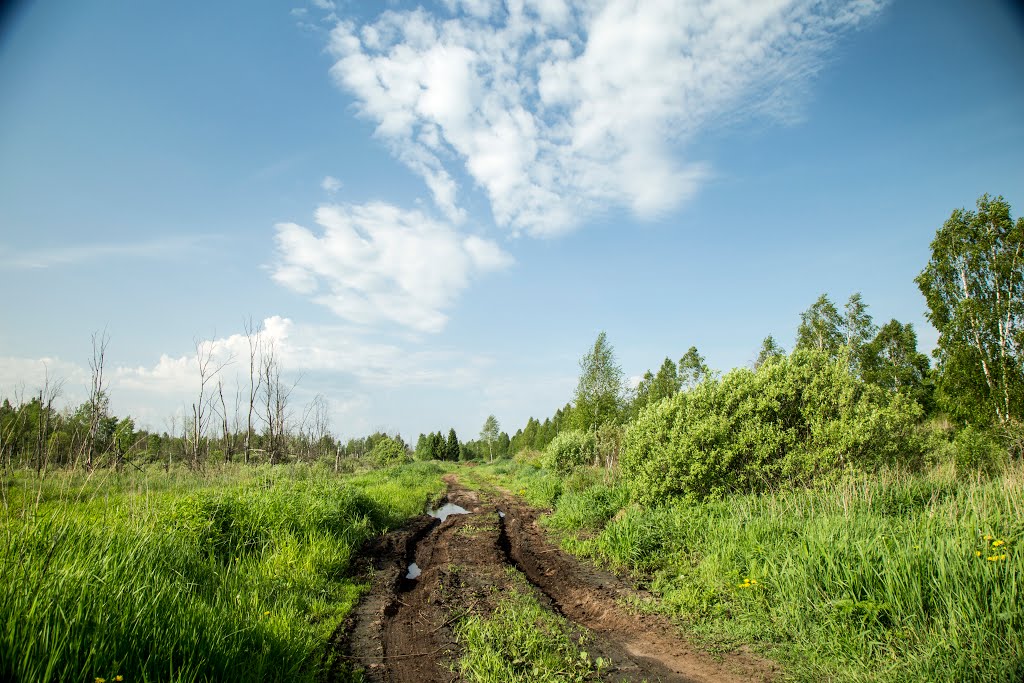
[953,425,1005,477]
[370,436,408,466]
[543,430,595,476]
[621,350,924,503]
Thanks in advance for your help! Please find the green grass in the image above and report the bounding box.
[455,568,608,683]
[475,460,1024,683]
[0,461,446,682]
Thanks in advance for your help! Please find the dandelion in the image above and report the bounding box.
[992,539,1005,547]
[976,550,982,557]
[95,678,106,683]
[264,611,271,616]
[115,677,124,682]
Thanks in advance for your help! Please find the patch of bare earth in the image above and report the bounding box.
[328,474,780,682]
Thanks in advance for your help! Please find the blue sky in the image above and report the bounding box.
[1,0,1022,441]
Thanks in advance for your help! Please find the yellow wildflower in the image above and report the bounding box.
[115,677,124,682]
[984,534,993,541]
[987,555,1000,561]
[992,539,1005,547]
[264,611,271,616]
[96,678,106,683]
[1000,554,1007,560]
[976,550,982,557]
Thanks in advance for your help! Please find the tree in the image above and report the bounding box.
[571,332,625,431]
[446,428,459,461]
[795,294,844,358]
[678,346,710,390]
[480,414,500,462]
[916,194,1024,424]
[83,329,110,470]
[843,293,877,374]
[633,358,681,415]
[754,335,785,369]
[370,435,407,466]
[862,320,931,407]
[243,317,264,465]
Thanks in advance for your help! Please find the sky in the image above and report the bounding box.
[1,0,1022,442]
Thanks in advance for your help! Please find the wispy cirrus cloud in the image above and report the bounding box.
[325,0,885,237]
[272,201,512,333]
[0,234,216,270]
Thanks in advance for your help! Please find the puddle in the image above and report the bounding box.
[429,502,469,522]
[406,562,421,580]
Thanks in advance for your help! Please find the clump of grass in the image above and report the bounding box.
[455,570,608,683]
[0,462,444,682]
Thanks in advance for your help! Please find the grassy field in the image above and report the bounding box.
[472,460,1024,682]
[0,461,447,682]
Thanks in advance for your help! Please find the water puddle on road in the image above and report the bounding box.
[406,562,421,580]
[429,502,469,522]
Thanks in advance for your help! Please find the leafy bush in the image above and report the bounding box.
[953,425,1005,476]
[370,436,408,466]
[621,350,924,503]
[543,430,595,476]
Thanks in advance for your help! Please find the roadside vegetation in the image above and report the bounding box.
[0,461,446,682]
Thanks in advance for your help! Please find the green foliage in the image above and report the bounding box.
[953,425,1006,477]
[455,575,606,683]
[0,463,444,683]
[570,332,626,431]
[543,430,596,477]
[678,345,711,389]
[917,193,1024,424]
[555,466,1024,683]
[621,349,924,503]
[754,335,785,369]
[795,294,844,357]
[370,435,408,466]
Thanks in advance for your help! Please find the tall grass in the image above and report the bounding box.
[0,461,446,682]
[480,460,1024,682]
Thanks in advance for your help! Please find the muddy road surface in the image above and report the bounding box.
[330,474,778,682]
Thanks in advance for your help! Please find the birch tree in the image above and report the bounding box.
[916,193,1024,424]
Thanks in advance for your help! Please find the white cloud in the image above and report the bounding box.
[327,0,884,236]
[272,201,512,332]
[321,175,343,193]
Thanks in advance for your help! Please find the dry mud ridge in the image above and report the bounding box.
[328,474,779,683]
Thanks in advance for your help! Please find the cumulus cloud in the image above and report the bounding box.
[271,201,512,332]
[327,0,884,236]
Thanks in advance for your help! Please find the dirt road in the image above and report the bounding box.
[329,474,778,682]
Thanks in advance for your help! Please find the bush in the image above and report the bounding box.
[621,350,925,503]
[543,430,595,476]
[370,436,408,466]
[953,425,1005,477]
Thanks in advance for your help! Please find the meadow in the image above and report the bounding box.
[469,459,1024,682]
[0,461,447,682]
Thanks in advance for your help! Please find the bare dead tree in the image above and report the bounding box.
[34,365,65,476]
[215,377,235,463]
[83,330,110,471]
[243,317,263,465]
[298,394,331,463]
[187,337,232,470]
[260,339,298,465]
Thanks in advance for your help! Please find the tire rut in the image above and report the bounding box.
[329,474,779,683]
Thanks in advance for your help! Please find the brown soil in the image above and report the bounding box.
[329,474,780,682]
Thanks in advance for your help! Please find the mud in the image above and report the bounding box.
[330,474,779,682]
